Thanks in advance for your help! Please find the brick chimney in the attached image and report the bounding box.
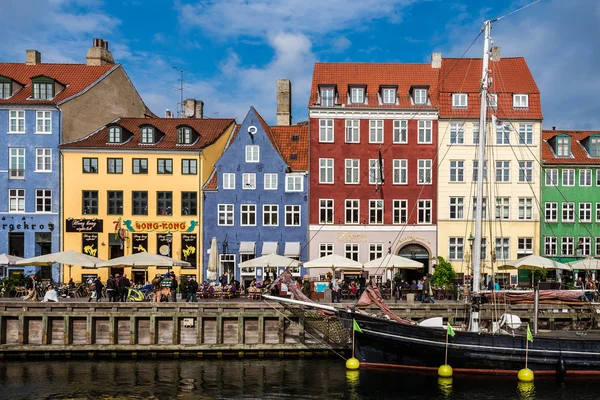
[86,38,114,66]
[195,100,204,119]
[276,79,292,126]
[183,99,204,118]
[431,52,442,69]
[491,46,501,61]
[26,50,41,65]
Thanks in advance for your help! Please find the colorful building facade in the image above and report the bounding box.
[308,61,440,280]
[541,130,600,274]
[0,39,150,280]
[60,115,235,283]
[202,107,308,288]
[436,53,543,286]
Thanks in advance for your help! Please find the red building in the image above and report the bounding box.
[308,58,441,278]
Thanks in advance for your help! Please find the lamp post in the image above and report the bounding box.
[468,234,475,287]
[165,231,172,272]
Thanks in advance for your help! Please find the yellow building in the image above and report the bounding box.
[436,54,543,287]
[60,111,235,283]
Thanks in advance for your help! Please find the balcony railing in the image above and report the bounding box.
[9,169,25,179]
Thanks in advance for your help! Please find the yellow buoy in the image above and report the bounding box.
[346,357,360,370]
[438,377,453,396]
[518,368,534,382]
[438,364,453,377]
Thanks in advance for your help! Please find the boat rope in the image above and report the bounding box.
[492,0,542,23]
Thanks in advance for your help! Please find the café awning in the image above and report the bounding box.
[262,242,278,255]
[239,242,256,254]
[284,242,301,258]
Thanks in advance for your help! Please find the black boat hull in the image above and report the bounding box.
[342,312,600,374]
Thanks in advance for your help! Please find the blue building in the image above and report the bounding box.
[202,107,309,287]
[0,42,150,281]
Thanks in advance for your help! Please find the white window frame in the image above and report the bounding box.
[35,148,52,172]
[472,197,488,220]
[518,124,533,145]
[518,161,534,183]
[319,158,334,184]
[517,238,533,256]
[448,237,464,260]
[578,237,591,257]
[580,169,592,186]
[418,120,432,144]
[489,93,498,108]
[319,199,334,224]
[369,120,384,143]
[345,119,360,143]
[264,173,278,190]
[319,119,334,143]
[345,159,359,184]
[579,202,592,223]
[513,94,529,108]
[319,243,334,258]
[382,88,396,104]
[9,110,25,133]
[285,205,301,227]
[562,202,575,222]
[545,169,558,186]
[393,159,407,185]
[596,203,600,223]
[240,204,257,226]
[321,87,334,107]
[450,123,465,145]
[418,199,432,224]
[242,173,256,190]
[414,88,427,105]
[495,237,510,261]
[263,204,279,226]
[449,197,464,220]
[562,169,575,186]
[495,161,510,182]
[418,159,432,185]
[369,199,384,224]
[285,174,303,192]
[35,189,52,213]
[35,111,52,134]
[472,122,481,145]
[218,204,234,226]
[495,197,510,220]
[496,124,511,145]
[369,243,384,261]
[561,236,574,256]
[557,136,570,157]
[350,87,364,104]
[369,159,383,185]
[345,243,359,262]
[9,147,25,179]
[596,237,600,257]
[449,160,464,182]
[9,189,25,212]
[393,120,408,143]
[452,93,468,108]
[345,199,360,224]
[245,145,259,162]
[222,173,235,190]
[545,202,558,222]
[545,236,557,256]
[393,199,408,224]
[108,126,121,143]
[518,198,533,220]
[472,160,488,182]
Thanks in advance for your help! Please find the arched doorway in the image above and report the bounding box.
[398,243,430,283]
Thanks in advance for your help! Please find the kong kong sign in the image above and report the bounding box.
[181,234,197,267]
[66,218,103,233]
[82,233,99,257]
[131,233,148,254]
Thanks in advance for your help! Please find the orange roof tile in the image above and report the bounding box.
[60,117,235,150]
[542,130,600,165]
[309,62,439,109]
[439,58,542,119]
[270,122,309,171]
[0,63,116,105]
[204,169,218,191]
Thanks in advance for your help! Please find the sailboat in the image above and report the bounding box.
[268,18,600,376]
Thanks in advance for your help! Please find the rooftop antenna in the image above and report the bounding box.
[172,66,189,117]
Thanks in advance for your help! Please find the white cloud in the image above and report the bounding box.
[331,36,352,53]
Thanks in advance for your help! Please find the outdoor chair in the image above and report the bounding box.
[341,289,350,300]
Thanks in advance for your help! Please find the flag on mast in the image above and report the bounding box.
[526,324,533,342]
[447,324,455,337]
[353,319,363,333]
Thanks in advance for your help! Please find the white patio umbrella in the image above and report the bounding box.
[207,237,219,281]
[497,254,571,271]
[363,253,423,272]
[0,253,24,265]
[304,254,362,272]
[238,253,301,268]
[569,257,600,271]
[96,252,190,268]
[15,250,104,281]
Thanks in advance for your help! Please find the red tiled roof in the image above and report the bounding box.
[309,63,439,109]
[270,122,309,171]
[60,117,235,150]
[204,170,218,191]
[0,63,116,105]
[439,58,542,119]
[542,130,600,164]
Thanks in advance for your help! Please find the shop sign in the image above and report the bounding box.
[82,233,99,257]
[2,222,55,231]
[124,219,198,232]
[131,233,148,253]
[181,234,197,267]
[398,235,432,245]
[337,232,367,242]
[156,233,173,257]
[66,218,103,233]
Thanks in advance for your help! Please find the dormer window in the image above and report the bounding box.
[31,77,55,100]
[452,93,468,108]
[108,126,122,143]
[513,94,528,108]
[140,126,155,144]
[556,135,570,157]
[414,88,428,105]
[488,93,498,108]
[382,88,396,104]
[350,87,364,104]
[0,77,12,99]
[178,127,192,144]
[320,87,335,107]
[589,135,600,157]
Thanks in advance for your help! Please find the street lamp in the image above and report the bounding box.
[468,234,475,284]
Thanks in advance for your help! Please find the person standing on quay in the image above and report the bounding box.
[119,274,131,302]
[94,277,104,302]
[106,275,117,302]
[187,277,198,302]
[169,272,178,302]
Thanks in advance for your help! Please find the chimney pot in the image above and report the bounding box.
[552,126,556,131]
[86,38,114,66]
[276,79,292,126]
[165,109,173,118]
[195,100,204,119]
[184,99,196,118]
[491,46,501,61]
[26,50,41,65]
[431,52,442,69]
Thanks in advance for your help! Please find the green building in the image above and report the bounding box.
[541,130,600,276]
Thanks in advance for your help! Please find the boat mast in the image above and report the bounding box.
[471,20,492,333]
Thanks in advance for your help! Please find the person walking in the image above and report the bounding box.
[169,272,178,302]
[331,277,340,303]
[152,274,162,302]
[106,275,117,302]
[119,274,131,302]
[421,275,435,304]
[186,277,199,302]
[94,277,104,302]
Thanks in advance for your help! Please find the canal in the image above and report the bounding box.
[1,359,599,399]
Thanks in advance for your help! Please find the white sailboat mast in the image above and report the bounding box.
[471,20,492,332]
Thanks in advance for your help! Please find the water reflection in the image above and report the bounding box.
[438,377,453,397]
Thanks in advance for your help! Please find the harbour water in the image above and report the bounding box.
[1,358,599,399]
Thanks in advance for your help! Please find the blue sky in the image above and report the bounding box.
[1,0,599,129]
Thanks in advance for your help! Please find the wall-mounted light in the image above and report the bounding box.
[22,216,26,221]
[101,242,106,246]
